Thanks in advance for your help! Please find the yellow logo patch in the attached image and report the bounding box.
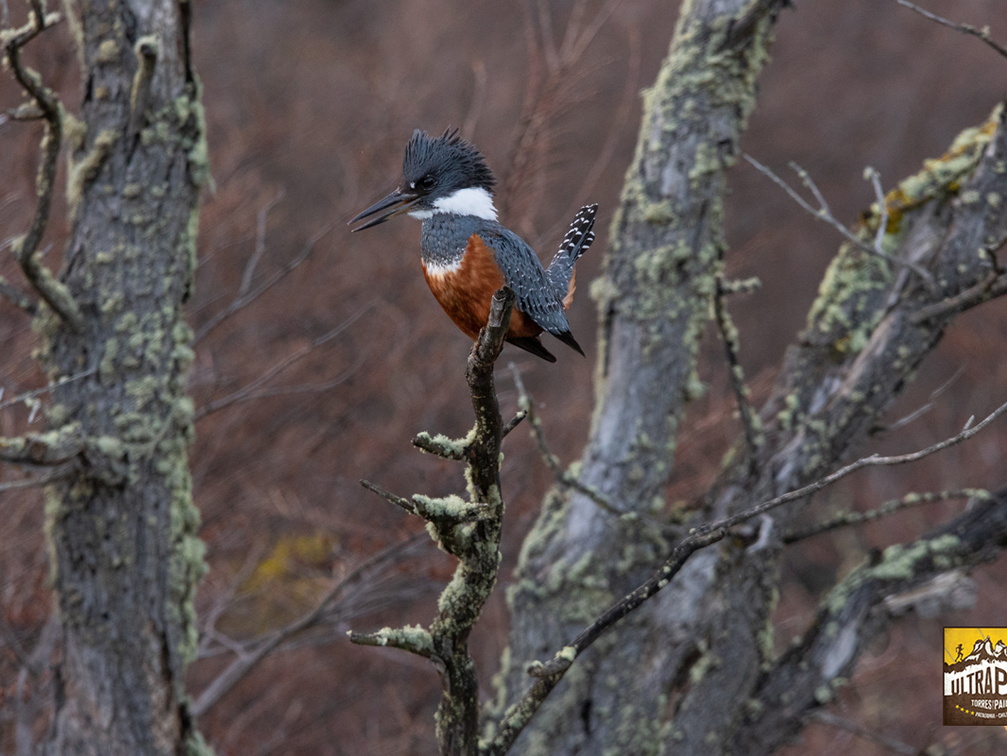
[944,627,1007,725]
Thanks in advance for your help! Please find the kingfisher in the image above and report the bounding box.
[350,128,597,362]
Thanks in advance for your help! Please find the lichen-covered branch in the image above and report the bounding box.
[2,1,212,752]
[351,287,515,756]
[0,426,83,466]
[496,0,1007,745]
[0,465,73,492]
[2,4,84,328]
[660,103,1007,756]
[494,1,791,751]
[738,488,1007,755]
[484,397,1007,753]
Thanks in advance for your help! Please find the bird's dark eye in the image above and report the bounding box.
[417,175,436,191]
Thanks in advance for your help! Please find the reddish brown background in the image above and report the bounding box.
[2,1,1007,753]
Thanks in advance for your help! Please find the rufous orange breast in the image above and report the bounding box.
[422,233,544,341]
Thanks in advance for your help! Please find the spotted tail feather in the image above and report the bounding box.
[545,203,597,299]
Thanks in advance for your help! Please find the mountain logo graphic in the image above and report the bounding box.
[944,627,1007,726]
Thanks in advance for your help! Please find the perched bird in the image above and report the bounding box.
[350,128,597,362]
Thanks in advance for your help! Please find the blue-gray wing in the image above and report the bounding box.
[479,224,571,336]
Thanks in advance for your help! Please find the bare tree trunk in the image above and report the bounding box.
[1,1,208,753]
[491,1,786,752]
[491,0,1007,753]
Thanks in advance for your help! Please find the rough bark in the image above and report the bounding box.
[491,0,1007,753]
[684,103,1007,756]
[351,289,518,756]
[738,488,1007,755]
[490,1,787,752]
[13,1,209,754]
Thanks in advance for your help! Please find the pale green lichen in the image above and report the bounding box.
[871,534,961,580]
[414,429,472,458]
[805,247,888,355]
[182,82,213,190]
[801,109,1000,363]
[813,684,833,705]
[95,38,118,63]
[688,642,718,685]
[827,533,963,617]
[495,9,779,751]
[757,586,780,669]
[370,624,434,654]
[412,493,476,519]
[776,391,801,431]
[67,129,118,213]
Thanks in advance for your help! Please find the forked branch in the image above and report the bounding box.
[351,287,516,756]
[2,4,83,328]
[895,0,1007,60]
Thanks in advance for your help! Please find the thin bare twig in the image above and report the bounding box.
[196,544,269,660]
[0,465,74,493]
[0,368,96,414]
[562,19,640,223]
[242,193,284,295]
[195,219,332,343]
[713,274,763,470]
[877,368,963,432]
[911,268,1007,324]
[192,534,426,717]
[784,488,988,543]
[501,409,528,438]
[359,479,418,517]
[744,154,933,283]
[509,363,628,517]
[811,710,919,756]
[504,0,620,225]
[895,0,1007,60]
[194,305,369,420]
[865,166,888,255]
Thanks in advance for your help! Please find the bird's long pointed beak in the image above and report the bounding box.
[349,190,420,232]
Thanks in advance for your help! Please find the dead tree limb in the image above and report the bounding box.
[1,4,83,328]
[351,287,515,756]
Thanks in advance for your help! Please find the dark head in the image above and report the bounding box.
[350,128,497,231]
